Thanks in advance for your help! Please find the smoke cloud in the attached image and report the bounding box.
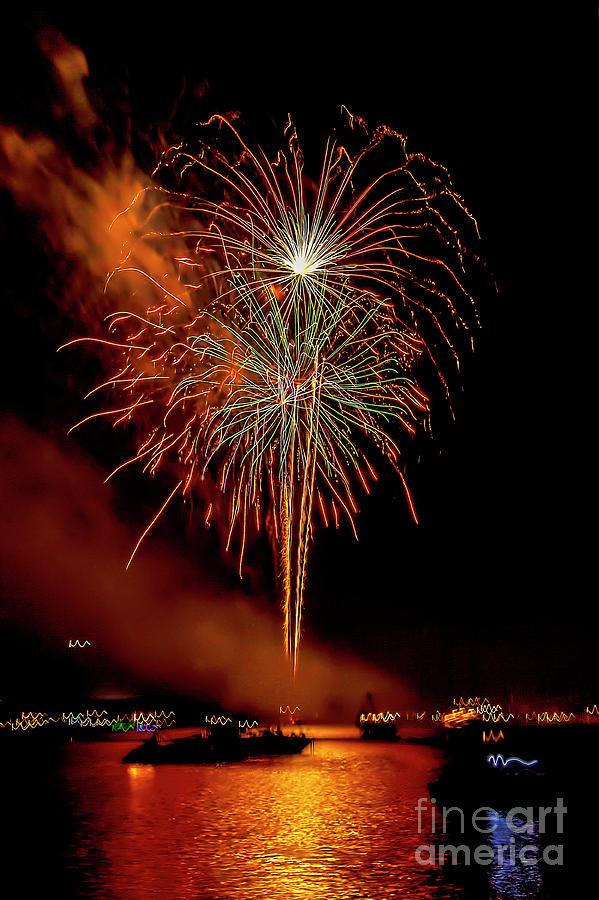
[0,28,417,719]
[0,416,414,718]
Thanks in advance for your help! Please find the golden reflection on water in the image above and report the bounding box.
[6,729,574,898]
[75,739,448,899]
[126,764,156,781]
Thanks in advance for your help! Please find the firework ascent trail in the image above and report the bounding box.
[61,109,481,673]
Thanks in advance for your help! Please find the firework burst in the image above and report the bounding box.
[61,109,480,672]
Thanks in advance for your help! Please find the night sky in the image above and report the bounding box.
[0,7,593,713]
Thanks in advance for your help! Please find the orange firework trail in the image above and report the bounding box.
[61,109,480,673]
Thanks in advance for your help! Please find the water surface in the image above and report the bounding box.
[1,734,582,898]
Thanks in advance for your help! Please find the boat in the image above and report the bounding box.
[428,752,550,810]
[359,720,401,741]
[245,730,312,756]
[427,713,581,809]
[356,692,401,741]
[123,728,311,765]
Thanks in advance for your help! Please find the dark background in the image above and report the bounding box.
[0,6,593,708]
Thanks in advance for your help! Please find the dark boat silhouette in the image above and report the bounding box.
[356,692,401,741]
[123,729,311,765]
[360,720,401,741]
[246,730,312,756]
[426,720,593,809]
[428,752,549,809]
